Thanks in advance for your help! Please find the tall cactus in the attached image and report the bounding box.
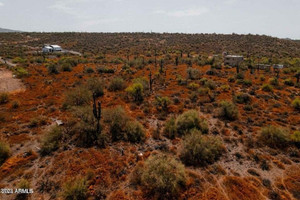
[149,71,154,92]
[93,93,101,134]
[159,59,164,74]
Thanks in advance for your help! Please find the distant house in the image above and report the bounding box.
[273,64,284,70]
[224,55,244,66]
[256,64,271,70]
[42,44,62,53]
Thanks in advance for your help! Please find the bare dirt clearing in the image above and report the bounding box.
[0,68,25,92]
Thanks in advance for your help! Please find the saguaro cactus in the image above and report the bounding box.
[149,71,154,91]
[93,93,101,133]
[159,59,164,74]
[175,56,179,66]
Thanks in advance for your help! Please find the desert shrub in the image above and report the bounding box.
[40,126,62,156]
[96,66,115,73]
[11,100,20,109]
[291,131,300,145]
[204,79,216,90]
[60,62,72,72]
[187,82,199,91]
[125,121,146,143]
[284,78,294,86]
[235,93,251,104]
[103,106,145,143]
[243,79,252,86]
[14,67,29,78]
[133,77,149,90]
[221,85,230,92]
[269,78,279,86]
[164,116,177,139]
[62,177,87,200]
[0,141,10,165]
[187,68,201,80]
[260,75,266,81]
[176,110,208,136]
[262,84,273,92]
[16,178,30,200]
[181,130,224,166]
[219,101,239,120]
[154,96,171,112]
[259,126,290,148]
[85,67,94,73]
[46,63,59,74]
[198,87,210,95]
[126,83,144,102]
[86,77,104,97]
[291,98,300,110]
[108,77,126,91]
[71,106,99,147]
[64,86,91,107]
[140,154,186,198]
[236,73,244,80]
[0,92,9,104]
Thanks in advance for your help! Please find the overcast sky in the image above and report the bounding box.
[0,0,299,39]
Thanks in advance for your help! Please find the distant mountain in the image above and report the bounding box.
[0,27,21,32]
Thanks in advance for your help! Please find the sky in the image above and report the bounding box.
[0,0,299,39]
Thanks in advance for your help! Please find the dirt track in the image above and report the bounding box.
[0,68,25,93]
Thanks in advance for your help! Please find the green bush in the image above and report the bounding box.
[86,77,104,97]
[16,178,30,200]
[204,79,216,90]
[262,84,273,92]
[40,126,62,156]
[259,126,290,148]
[126,83,144,102]
[0,141,10,165]
[176,110,208,136]
[71,106,100,147]
[284,78,294,86]
[181,130,224,166]
[108,77,126,91]
[219,101,239,120]
[14,67,29,78]
[0,93,9,104]
[269,78,279,86]
[163,116,177,139]
[187,68,201,80]
[188,82,200,91]
[125,121,146,143]
[291,98,300,110]
[235,93,251,104]
[103,106,145,143]
[154,96,172,112]
[140,154,186,198]
[46,63,59,74]
[62,177,87,200]
[64,86,92,107]
[291,131,300,143]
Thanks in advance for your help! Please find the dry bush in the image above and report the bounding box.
[0,92,9,104]
[164,116,177,139]
[140,154,186,198]
[259,126,290,148]
[125,83,144,102]
[181,130,224,166]
[103,106,145,143]
[176,110,209,136]
[86,77,104,97]
[64,85,92,107]
[40,126,62,156]
[219,101,239,120]
[108,77,126,91]
[291,98,300,110]
[0,141,11,165]
[61,177,87,200]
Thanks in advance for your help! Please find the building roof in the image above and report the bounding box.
[225,55,243,58]
[50,45,61,48]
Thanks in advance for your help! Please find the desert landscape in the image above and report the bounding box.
[0,32,299,200]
